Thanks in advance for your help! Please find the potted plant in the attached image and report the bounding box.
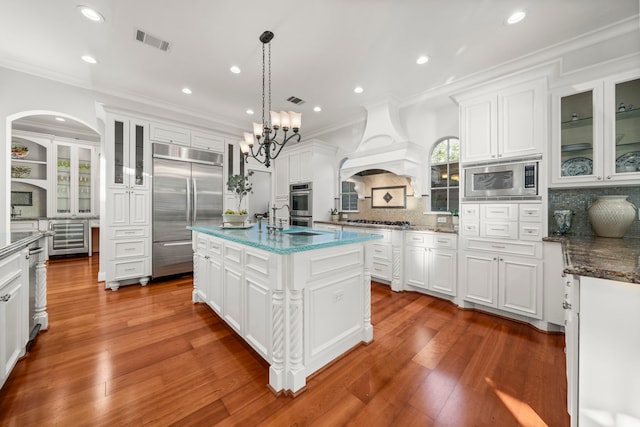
[450,209,459,226]
[224,171,253,225]
[330,208,340,222]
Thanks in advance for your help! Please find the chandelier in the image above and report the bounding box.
[239,30,301,168]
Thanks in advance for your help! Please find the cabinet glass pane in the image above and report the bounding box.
[78,147,92,213]
[560,91,594,177]
[56,145,71,214]
[134,124,144,185]
[114,121,124,184]
[614,78,640,174]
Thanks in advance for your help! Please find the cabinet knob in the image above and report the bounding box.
[563,301,572,310]
[597,176,602,180]
[606,176,611,180]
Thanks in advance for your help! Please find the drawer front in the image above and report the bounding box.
[372,242,392,260]
[432,234,457,250]
[367,228,391,242]
[519,223,543,241]
[113,240,146,258]
[405,232,426,246]
[11,220,39,231]
[150,122,190,145]
[371,260,392,281]
[114,259,148,279]
[207,238,222,256]
[460,204,480,219]
[519,204,543,222]
[0,252,22,284]
[460,221,480,237]
[481,204,518,221]
[462,237,542,258]
[481,221,518,239]
[107,226,148,239]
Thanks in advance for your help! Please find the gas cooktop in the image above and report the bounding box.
[346,219,410,228]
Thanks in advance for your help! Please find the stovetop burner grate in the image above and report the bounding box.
[346,219,410,227]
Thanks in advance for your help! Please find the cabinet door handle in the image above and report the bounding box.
[491,245,506,249]
[563,301,572,310]
[1,294,12,302]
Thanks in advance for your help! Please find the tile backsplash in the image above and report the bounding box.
[548,187,640,238]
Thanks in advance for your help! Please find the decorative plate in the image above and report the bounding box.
[11,144,29,159]
[615,151,640,173]
[561,157,593,176]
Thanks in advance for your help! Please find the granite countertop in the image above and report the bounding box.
[544,235,640,284]
[314,220,457,234]
[189,224,382,255]
[0,230,50,260]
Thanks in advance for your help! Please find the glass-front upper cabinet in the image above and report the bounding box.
[110,116,148,189]
[54,141,97,216]
[609,76,640,175]
[551,71,640,186]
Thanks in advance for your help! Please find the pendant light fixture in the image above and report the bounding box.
[239,31,302,168]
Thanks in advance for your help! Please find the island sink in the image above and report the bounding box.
[284,231,321,236]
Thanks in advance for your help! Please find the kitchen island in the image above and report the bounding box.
[189,224,382,396]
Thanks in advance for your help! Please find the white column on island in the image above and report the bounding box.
[287,289,305,393]
[34,252,48,330]
[269,290,285,392]
[362,240,374,341]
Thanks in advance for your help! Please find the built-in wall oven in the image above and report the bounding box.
[290,182,312,227]
[48,219,89,256]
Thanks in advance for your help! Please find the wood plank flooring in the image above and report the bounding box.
[0,256,569,426]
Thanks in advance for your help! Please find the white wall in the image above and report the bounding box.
[1,68,99,243]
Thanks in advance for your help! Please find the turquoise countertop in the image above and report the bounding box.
[188,224,383,255]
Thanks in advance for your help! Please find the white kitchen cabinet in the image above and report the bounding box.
[459,77,546,163]
[274,141,337,222]
[343,226,394,283]
[288,148,312,184]
[53,140,98,216]
[10,131,51,193]
[191,130,224,152]
[550,71,640,186]
[404,231,457,297]
[0,249,28,390]
[103,114,152,290]
[460,247,542,319]
[567,276,640,426]
[149,122,190,146]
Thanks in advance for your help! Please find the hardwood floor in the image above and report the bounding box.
[0,256,569,426]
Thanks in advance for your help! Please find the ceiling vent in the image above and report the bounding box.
[135,29,171,52]
[287,96,305,105]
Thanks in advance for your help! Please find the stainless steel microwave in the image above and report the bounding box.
[464,160,538,198]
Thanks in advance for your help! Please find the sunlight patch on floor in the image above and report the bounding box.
[486,377,548,427]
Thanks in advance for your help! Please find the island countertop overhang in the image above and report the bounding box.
[188,224,382,255]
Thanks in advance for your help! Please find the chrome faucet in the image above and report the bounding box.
[268,204,290,233]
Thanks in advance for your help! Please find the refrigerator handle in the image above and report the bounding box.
[192,178,198,224]
[186,176,192,225]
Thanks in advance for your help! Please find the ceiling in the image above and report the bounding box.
[1,1,638,137]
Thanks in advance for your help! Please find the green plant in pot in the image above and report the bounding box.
[224,171,253,225]
[330,208,340,222]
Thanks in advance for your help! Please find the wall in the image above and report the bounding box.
[548,187,640,238]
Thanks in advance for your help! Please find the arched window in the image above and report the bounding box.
[430,137,459,212]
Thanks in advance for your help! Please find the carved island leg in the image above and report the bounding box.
[33,257,48,330]
[268,289,285,393]
[286,289,305,394]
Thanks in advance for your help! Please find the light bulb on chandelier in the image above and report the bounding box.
[239,30,302,168]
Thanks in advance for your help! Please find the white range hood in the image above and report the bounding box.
[340,101,425,195]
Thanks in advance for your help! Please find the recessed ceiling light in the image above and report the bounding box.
[230,66,241,74]
[81,55,97,64]
[246,109,254,115]
[77,6,105,23]
[182,87,192,95]
[507,11,526,24]
[416,55,429,65]
[313,106,322,112]
[354,86,364,94]
[55,117,66,122]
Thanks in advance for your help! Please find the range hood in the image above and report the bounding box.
[340,101,425,195]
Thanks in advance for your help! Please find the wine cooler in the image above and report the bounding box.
[48,219,89,256]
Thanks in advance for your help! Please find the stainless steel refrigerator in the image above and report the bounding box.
[152,142,223,278]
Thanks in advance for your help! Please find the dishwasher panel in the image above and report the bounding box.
[49,219,89,256]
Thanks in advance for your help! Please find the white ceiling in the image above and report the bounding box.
[1,0,638,137]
